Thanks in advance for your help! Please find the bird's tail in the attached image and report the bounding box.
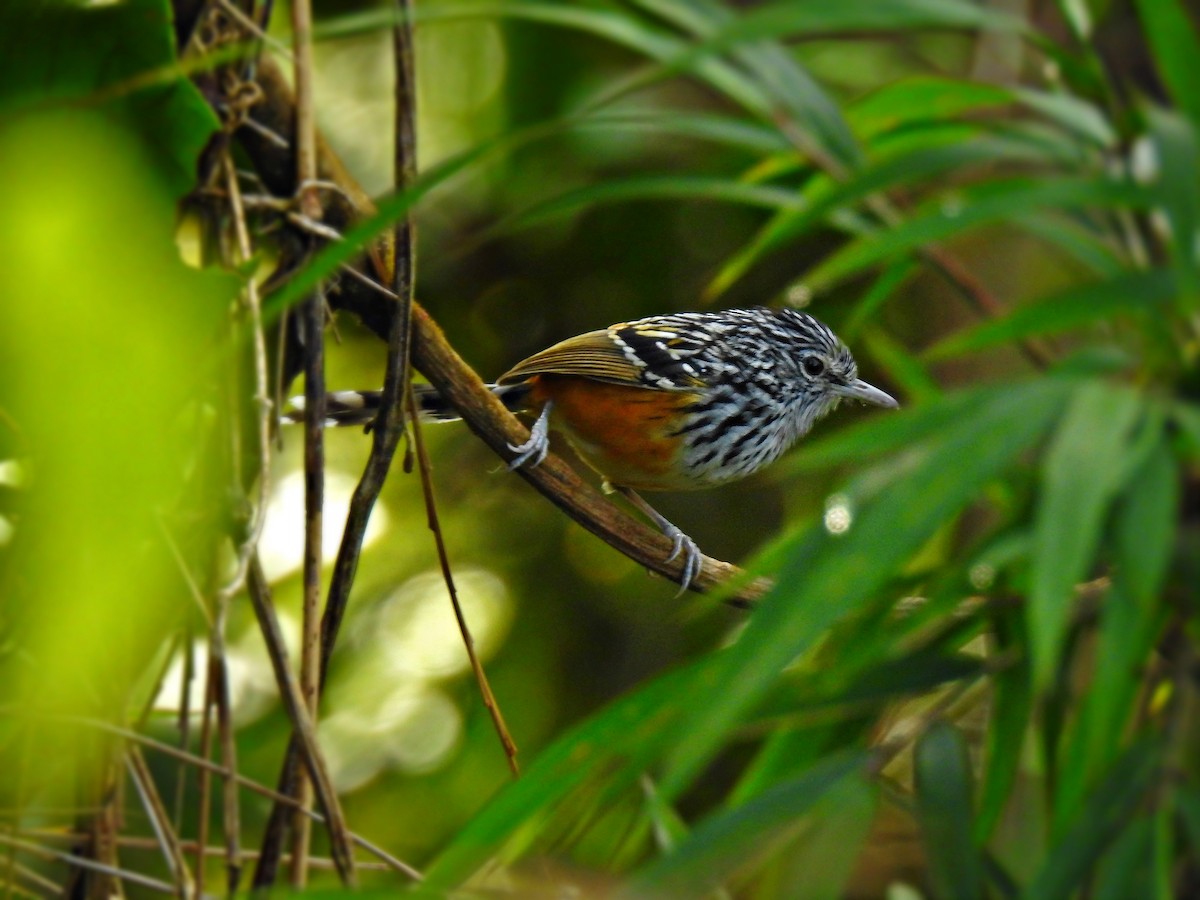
[284,383,531,426]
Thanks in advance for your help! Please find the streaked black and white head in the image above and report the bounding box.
[769,308,898,418]
[660,307,898,487]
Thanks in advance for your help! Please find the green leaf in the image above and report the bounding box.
[622,0,863,170]
[1025,740,1162,900]
[1146,107,1200,303]
[326,1,782,121]
[916,722,984,900]
[842,259,919,339]
[722,0,1027,34]
[1173,401,1200,458]
[848,76,1013,141]
[1094,817,1155,900]
[708,138,1054,299]
[420,659,712,889]
[1005,210,1128,279]
[784,382,1005,474]
[805,176,1152,293]
[1179,786,1200,859]
[575,110,793,155]
[640,777,690,854]
[475,175,802,247]
[1053,426,1175,831]
[1016,87,1117,148]
[1131,0,1200,128]
[926,269,1179,359]
[661,379,1073,796]
[1115,426,1178,607]
[0,2,218,199]
[622,753,867,898]
[768,776,876,899]
[975,621,1033,842]
[862,327,941,404]
[1029,381,1144,691]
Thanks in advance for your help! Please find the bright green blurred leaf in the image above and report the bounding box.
[862,328,941,403]
[1016,87,1116,148]
[1146,107,1200,303]
[1029,381,1143,691]
[1131,0,1200,128]
[623,752,867,898]
[848,76,1012,140]
[0,111,230,717]
[420,659,712,888]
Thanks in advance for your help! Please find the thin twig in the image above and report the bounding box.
[292,0,325,879]
[158,521,214,628]
[4,857,61,896]
[217,0,293,58]
[193,646,216,898]
[211,629,244,892]
[20,833,393,873]
[291,0,321,224]
[217,154,274,603]
[293,284,325,887]
[244,556,359,886]
[0,834,177,896]
[125,749,194,895]
[408,386,521,775]
[172,626,194,831]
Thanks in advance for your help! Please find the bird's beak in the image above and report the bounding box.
[836,379,899,409]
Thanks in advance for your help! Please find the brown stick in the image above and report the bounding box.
[125,748,194,895]
[245,557,359,885]
[292,0,325,884]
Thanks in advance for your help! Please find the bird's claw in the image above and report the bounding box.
[507,401,553,471]
[662,523,702,597]
[507,433,549,470]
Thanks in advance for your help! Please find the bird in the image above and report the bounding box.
[297,307,898,592]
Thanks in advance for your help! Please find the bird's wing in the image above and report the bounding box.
[499,320,715,390]
[498,328,644,386]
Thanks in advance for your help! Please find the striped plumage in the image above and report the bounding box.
[295,307,897,591]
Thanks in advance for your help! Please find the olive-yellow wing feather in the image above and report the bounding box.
[498,328,643,386]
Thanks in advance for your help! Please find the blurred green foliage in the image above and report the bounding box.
[2,0,1200,897]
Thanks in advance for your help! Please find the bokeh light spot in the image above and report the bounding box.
[823,493,853,535]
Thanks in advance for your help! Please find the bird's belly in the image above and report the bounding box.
[529,375,706,491]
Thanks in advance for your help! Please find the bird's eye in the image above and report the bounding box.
[803,357,826,377]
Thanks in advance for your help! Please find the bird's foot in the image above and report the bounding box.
[661,522,702,597]
[618,487,703,596]
[507,401,553,470]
